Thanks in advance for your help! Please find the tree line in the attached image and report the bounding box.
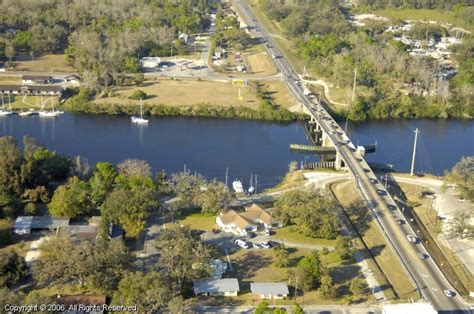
[259,0,473,120]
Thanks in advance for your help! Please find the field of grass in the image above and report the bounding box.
[0,76,21,84]
[94,79,298,111]
[14,54,74,73]
[243,47,277,76]
[176,212,216,231]
[273,226,337,248]
[3,95,60,111]
[331,181,415,301]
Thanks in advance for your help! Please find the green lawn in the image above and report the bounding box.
[273,226,337,247]
[176,211,216,231]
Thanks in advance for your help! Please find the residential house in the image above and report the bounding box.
[216,210,257,236]
[179,33,189,44]
[250,282,289,300]
[193,278,240,297]
[59,225,99,242]
[22,75,53,85]
[242,203,282,230]
[14,216,70,235]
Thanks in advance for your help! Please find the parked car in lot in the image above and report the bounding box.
[264,229,272,236]
[444,290,454,297]
[235,239,249,249]
[248,232,257,238]
[259,241,271,249]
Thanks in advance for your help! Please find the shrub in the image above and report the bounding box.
[129,90,147,100]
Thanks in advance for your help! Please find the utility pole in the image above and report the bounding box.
[410,128,420,176]
[351,68,357,103]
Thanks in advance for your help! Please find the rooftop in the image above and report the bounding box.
[218,210,255,229]
[193,278,240,294]
[250,282,289,295]
[22,75,52,81]
[14,216,70,230]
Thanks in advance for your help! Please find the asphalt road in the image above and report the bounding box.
[233,0,471,311]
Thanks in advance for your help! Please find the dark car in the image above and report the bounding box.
[418,252,429,259]
[370,178,378,184]
[388,204,397,211]
[395,218,405,225]
[376,189,386,196]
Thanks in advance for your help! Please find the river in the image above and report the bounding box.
[0,114,472,189]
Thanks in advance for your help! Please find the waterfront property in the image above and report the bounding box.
[216,210,257,236]
[193,278,240,297]
[250,282,289,300]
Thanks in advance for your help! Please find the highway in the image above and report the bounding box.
[233,0,471,311]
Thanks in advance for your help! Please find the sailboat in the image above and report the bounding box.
[38,95,62,117]
[131,98,149,124]
[232,179,244,193]
[0,93,14,116]
[248,174,255,195]
[19,95,38,116]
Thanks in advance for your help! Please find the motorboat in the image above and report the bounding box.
[131,98,149,124]
[232,180,244,193]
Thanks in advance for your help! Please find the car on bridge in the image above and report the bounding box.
[370,178,378,184]
[444,290,455,297]
[407,234,418,243]
[418,252,429,259]
[376,189,386,195]
[395,218,405,225]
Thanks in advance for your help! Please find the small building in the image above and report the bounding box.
[216,210,257,236]
[179,33,189,44]
[14,216,70,235]
[64,75,81,85]
[57,295,106,314]
[243,203,282,229]
[250,282,289,300]
[22,75,53,85]
[193,278,240,297]
[60,225,99,242]
[140,57,161,70]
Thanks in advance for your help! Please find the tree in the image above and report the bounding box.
[444,156,474,201]
[170,171,206,209]
[155,225,211,292]
[288,161,298,174]
[89,162,118,206]
[319,274,336,298]
[0,136,22,196]
[0,287,23,310]
[4,43,15,62]
[34,236,132,292]
[273,244,289,268]
[196,180,233,214]
[254,301,271,314]
[448,211,474,239]
[167,296,185,314]
[129,90,147,100]
[24,202,37,215]
[293,250,325,291]
[48,176,93,218]
[101,186,157,238]
[349,277,364,297]
[0,251,27,287]
[113,271,171,312]
[291,303,304,314]
[23,291,55,314]
[335,236,354,260]
[117,159,152,178]
[70,156,91,179]
[276,187,339,238]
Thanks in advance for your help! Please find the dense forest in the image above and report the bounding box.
[260,0,474,120]
[0,0,216,89]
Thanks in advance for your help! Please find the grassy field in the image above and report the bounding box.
[0,76,22,84]
[273,226,337,247]
[243,45,277,76]
[176,212,216,231]
[94,79,298,111]
[14,54,74,73]
[331,181,416,301]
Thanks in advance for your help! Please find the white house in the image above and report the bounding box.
[216,210,257,236]
[140,57,161,70]
[250,282,289,300]
[193,278,240,297]
[243,203,282,230]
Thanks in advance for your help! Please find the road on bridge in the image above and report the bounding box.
[233,0,471,311]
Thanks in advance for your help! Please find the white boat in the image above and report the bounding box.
[38,95,62,117]
[131,98,149,124]
[19,109,38,116]
[0,94,14,116]
[232,180,244,193]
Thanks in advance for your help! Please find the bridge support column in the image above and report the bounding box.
[334,151,342,170]
[321,131,331,147]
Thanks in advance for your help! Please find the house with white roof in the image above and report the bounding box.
[250,282,289,300]
[193,278,240,297]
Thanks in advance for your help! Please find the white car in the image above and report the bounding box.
[260,241,271,249]
[234,239,249,249]
[444,290,454,297]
